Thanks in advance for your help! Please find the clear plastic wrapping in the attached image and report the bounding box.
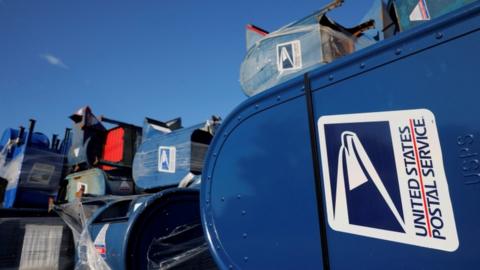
[0,216,75,270]
[134,141,202,180]
[360,0,397,41]
[178,173,200,188]
[0,145,66,208]
[147,224,216,270]
[133,120,218,189]
[19,224,64,270]
[0,153,24,199]
[64,169,108,202]
[55,200,111,270]
[56,194,215,270]
[240,7,375,96]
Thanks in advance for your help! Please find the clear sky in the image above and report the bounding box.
[0,0,373,137]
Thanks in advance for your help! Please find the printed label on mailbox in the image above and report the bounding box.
[276,40,302,72]
[317,109,458,251]
[27,163,55,185]
[94,224,109,258]
[158,146,176,173]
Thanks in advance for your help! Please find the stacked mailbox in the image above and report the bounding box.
[0,120,74,270]
[59,108,220,269]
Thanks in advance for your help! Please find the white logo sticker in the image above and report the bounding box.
[276,40,302,72]
[318,109,458,251]
[158,146,176,173]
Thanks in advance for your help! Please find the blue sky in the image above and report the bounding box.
[0,0,372,137]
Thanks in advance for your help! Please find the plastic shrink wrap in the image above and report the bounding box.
[56,190,217,270]
[55,199,111,270]
[64,168,135,203]
[0,121,68,209]
[63,107,144,202]
[66,106,142,173]
[133,117,220,190]
[53,114,220,269]
[0,207,75,270]
[240,0,376,96]
[0,121,74,269]
[67,107,106,170]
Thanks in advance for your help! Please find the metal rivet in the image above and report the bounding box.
[243,233,248,238]
[255,104,259,109]
[244,257,249,262]
[206,199,210,204]
[208,175,211,179]
[221,197,225,202]
[435,32,443,39]
[328,75,334,81]
[395,48,402,55]
[229,265,234,269]
[237,194,241,199]
[276,95,281,101]
[360,62,365,69]
[241,210,246,215]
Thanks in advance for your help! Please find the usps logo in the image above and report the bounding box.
[318,109,458,251]
[409,0,431,21]
[276,40,302,72]
[158,146,176,173]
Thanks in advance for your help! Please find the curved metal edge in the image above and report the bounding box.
[123,188,199,270]
[200,2,480,268]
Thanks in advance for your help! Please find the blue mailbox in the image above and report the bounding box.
[0,119,68,209]
[65,187,216,270]
[201,2,480,269]
[133,117,219,190]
